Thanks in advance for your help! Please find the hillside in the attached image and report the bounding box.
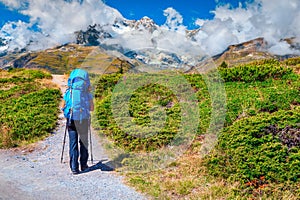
[0,44,135,74]
[213,37,300,67]
[212,38,273,66]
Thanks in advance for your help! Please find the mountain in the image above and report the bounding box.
[212,38,273,66]
[0,37,5,47]
[72,18,300,69]
[1,15,300,73]
[0,37,8,56]
[75,16,158,46]
[64,0,84,3]
[0,44,135,74]
[213,37,300,67]
[1,37,300,74]
[75,24,112,46]
[122,16,159,33]
[124,48,194,72]
[282,37,300,50]
[185,29,201,41]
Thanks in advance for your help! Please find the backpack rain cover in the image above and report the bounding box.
[63,69,91,121]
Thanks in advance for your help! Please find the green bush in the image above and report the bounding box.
[205,108,300,185]
[95,70,300,152]
[7,68,52,80]
[0,69,60,148]
[218,63,293,82]
[95,81,181,152]
[283,57,300,66]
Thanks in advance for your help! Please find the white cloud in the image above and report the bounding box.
[0,0,123,51]
[162,7,186,33]
[108,29,155,51]
[0,0,26,9]
[1,21,34,51]
[268,41,300,55]
[194,19,207,27]
[193,0,300,55]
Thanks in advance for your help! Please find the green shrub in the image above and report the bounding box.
[95,81,181,152]
[218,63,293,82]
[0,89,60,147]
[0,69,60,148]
[283,57,300,66]
[95,70,300,152]
[11,68,51,77]
[205,108,300,185]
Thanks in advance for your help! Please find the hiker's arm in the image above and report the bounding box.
[61,91,68,111]
[61,99,66,110]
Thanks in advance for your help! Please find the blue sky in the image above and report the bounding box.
[104,0,249,29]
[0,3,28,27]
[0,0,250,29]
[104,0,217,29]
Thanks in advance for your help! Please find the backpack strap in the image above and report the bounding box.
[69,78,74,124]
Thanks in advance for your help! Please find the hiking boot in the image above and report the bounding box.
[81,165,89,172]
[72,170,80,175]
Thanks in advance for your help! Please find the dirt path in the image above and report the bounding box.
[0,75,147,200]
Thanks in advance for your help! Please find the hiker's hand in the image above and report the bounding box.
[61,100,66,110]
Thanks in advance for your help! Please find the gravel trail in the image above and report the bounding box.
[0,75,147,200]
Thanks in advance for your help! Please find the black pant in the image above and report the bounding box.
[67,119,89,172]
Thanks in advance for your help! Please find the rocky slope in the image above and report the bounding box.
[212,38,274,66]
[213,37,300,67]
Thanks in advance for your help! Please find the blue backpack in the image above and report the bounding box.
[63,69,91,121]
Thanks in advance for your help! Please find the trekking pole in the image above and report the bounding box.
[60,120,68,163]
[89,118,93,164]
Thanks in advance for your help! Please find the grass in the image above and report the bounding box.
[124,151,299,199]
[125,153,240,199]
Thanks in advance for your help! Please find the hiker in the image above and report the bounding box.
[61,69,94,175]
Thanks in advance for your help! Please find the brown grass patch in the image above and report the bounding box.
[36,78,60,90]
[0,83,16,90]
[293,65,300,74]
[124,151,239,199]
[0,125,13,148]
[0,70,11,78]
